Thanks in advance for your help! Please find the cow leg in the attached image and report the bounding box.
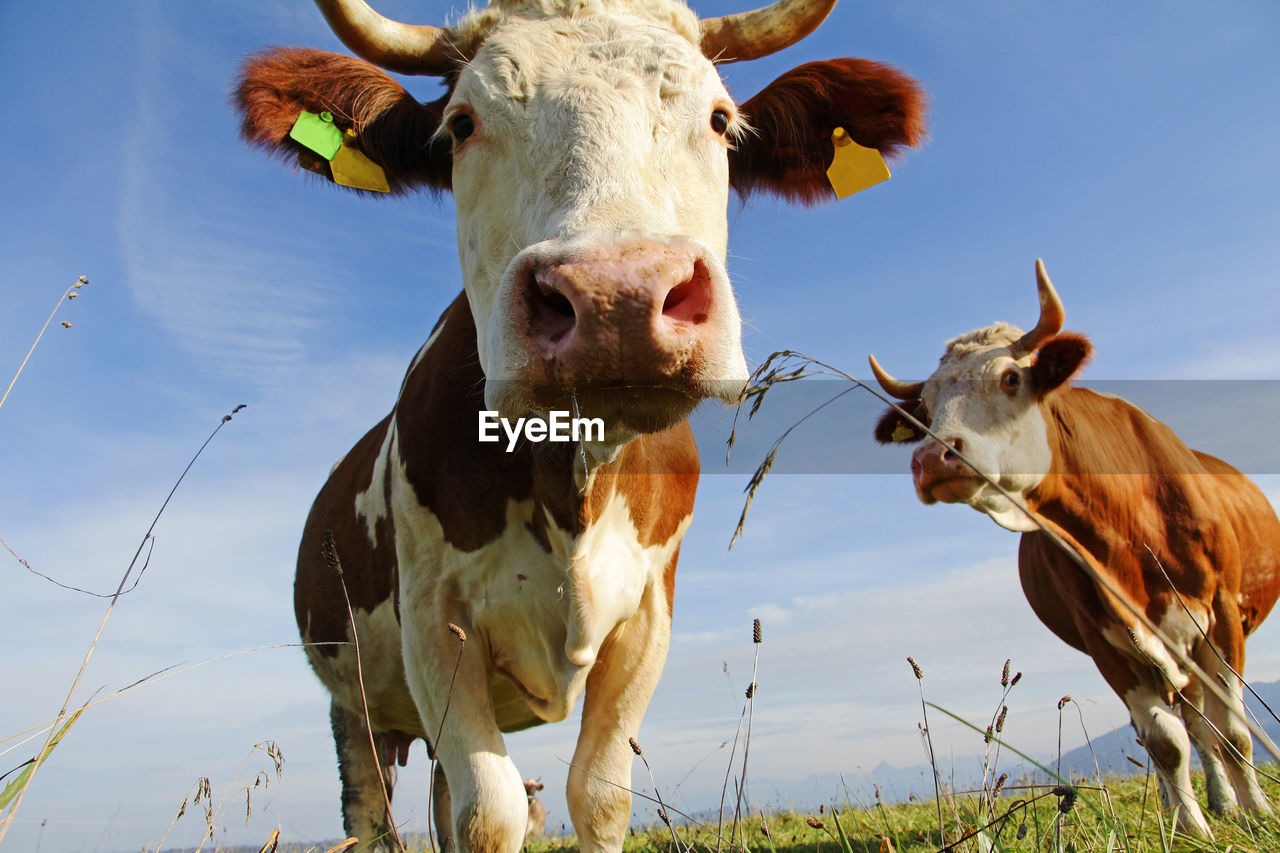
[1199,609,1271,817]
[1178,676,1238,818]
[330,700,398,850]
[1081,626,1213,839]
[1124,682,1213,838]
[400,616,527,853]
[433,761,455,852]
[568,575,672,853]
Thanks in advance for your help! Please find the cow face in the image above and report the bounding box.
[236,0,926,441]
[447,12,744,434]
[871,260,1092,531]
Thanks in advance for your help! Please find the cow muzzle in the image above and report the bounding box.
[911,437,985,505]
[488,235,747,434]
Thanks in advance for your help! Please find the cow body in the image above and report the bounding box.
[237,0,924,850]
[299,294,696,849]
[872,261,1280,838]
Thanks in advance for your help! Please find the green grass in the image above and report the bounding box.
[503,768,1280,853]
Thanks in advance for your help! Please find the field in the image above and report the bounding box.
[246,769,1280,853]
[570,769,1280,853]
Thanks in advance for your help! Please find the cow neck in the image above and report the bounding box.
[393,292,699,554]
[1024,386,1208,592]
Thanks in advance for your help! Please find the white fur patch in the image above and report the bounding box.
[354,420,396,547]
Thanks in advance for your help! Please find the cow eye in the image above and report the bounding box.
[450,113,475,145]
[710,108,730,136]
[1001,368,1021,394]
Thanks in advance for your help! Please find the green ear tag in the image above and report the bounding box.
[289,110,343,160]
[827,127,891,199]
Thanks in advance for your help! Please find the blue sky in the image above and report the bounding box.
[3,1,1280,850]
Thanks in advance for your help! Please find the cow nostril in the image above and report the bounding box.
[663,280,692,314]
[942,438,964,462]
[661,260,711,325]
[530,281,576,344]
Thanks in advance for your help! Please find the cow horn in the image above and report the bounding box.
[1011,258,1066,357]
[868,354,924,401]
[700,0,839,63]
[314,0,457,76]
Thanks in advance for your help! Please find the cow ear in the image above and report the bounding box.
[874,400,928,444]
[730,58,926,205]
[235,48,452,195]
[1030,332,1093,396]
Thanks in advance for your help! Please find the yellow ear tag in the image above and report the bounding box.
[890,422,916,443]
[826,127,891,199]
[330,131,391,193]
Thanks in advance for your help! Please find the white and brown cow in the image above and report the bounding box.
[236,0,924,850]
[871,260,1280,837]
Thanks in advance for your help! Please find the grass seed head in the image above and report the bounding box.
[629,736,642,756]
[1010,671,1022,686]
[806,816,824,829]
[449,623,467,642]
[746,681,757,698]
[907,657,923,680]
[996,705,1007,733]
[753,618,762,644]
[1126,755,1145,768]
[994,772,1008,796]
[1058,694,1071,710]
[321,530,342,575]
[1001,659,1010,686]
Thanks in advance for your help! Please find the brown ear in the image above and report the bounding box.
[730,58,926,204]
[874,399,928,444]
[235,47,452,195]
[1030,332,1093,396]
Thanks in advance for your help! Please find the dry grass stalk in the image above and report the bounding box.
[257,827,280,853]
[716,620,763,852]
[0,407,246,844]
[322,530,406,852]
[324,839,360,853]
[153,741,284,853]
[0,275,87,414]
[426,622,468,852]
[903,657,944,846]
[628,737,688,852]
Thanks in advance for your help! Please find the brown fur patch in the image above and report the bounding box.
[234,47,452,194]
[731,58,927,204]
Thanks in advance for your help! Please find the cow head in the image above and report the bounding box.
[237,0,925,442]
[870,260,1093,531]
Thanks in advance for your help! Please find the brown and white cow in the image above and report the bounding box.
[236,0,924,850]
[870,260,1280,837]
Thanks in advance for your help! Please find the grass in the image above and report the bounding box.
[505,768,1280,853]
